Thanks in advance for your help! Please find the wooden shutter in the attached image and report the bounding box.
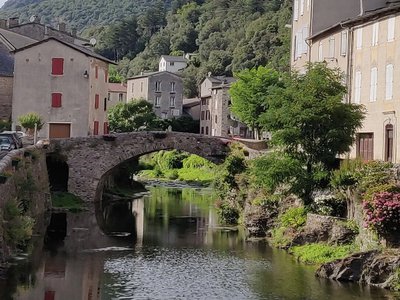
[95,94,99,109]
[51,58,64,75]
[51,93,62,107]
[93,121,99,135]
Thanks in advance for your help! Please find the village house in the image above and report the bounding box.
[108,82,127,108]
[12,37,115,138]
[158,55,187,73]
[126,71,183,119]
[199,76,252,138]
[182,98,200,121]
[291,0,400,163]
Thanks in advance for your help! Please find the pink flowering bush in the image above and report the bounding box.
[363,192,400,235]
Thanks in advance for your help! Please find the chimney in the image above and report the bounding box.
[71,27,77,37]
[32,15,40,23]
[7,17,19,28]
[0,19,7,29]
[58,22,66,32]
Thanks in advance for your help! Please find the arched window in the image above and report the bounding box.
[385,124,394,162]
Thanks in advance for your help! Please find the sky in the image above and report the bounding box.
[0,0,6,8]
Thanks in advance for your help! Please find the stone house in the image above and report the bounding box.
[199,76,252,138]
[158,55,187,73]
[183,98,200,121]
[126,71,183,119]
[291,0,400,163]
[108,83,127,108]
[12,37,115,138]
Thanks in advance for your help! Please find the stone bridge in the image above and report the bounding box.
[48,132,262,202]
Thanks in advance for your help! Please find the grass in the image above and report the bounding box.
[51,192,85,212]
[289,243,354,264]
[138,167,215,185]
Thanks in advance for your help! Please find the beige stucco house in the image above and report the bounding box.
[108,83,127,108]
[126,71,183,119]
[12,37,114,138]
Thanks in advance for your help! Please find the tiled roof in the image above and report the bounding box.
[161,55,187,63]
[183,97,200,108]
[0,28,37,50]
[127,71,182,80]
[13,37,116,64]
[108,83,127,93]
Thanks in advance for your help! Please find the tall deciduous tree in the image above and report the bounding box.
[257,63,365,203]
[229,66,282,139]
[107,99,159,132]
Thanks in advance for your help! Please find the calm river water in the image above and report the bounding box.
[0,186,398,300]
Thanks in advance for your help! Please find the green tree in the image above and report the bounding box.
[229,66,282,139]
[18,112,44,133]
[259,63,365,204]
[107,99,159,132]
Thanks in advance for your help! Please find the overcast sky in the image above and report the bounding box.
[0,1,6,8]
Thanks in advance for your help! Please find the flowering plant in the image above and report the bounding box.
[363,192,400,235]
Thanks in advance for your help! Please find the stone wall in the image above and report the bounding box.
[0,76,12,121]
[50,131,230,202]
[0,145,51,263]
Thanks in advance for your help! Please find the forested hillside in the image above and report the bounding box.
[0,0,292,97]
[0,0,175,29]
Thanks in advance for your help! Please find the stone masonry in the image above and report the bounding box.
[49,132,230,202]
[0,76,12,121]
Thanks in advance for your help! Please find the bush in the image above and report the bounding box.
[215,200,240,225]
[311,192,346,217]
[363,192,400,235]
[0,120,11,131]
[18,112,44,131]
[153,150,188,171]
[290,243,353,264]
[182,154,215,169]
[279,207,307,229]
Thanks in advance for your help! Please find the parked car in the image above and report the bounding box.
[0,136,16,151]
[0,131,23,148]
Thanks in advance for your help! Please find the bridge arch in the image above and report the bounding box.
[49,132,230,202]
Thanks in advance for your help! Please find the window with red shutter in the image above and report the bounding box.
[93,121,99,135]
[95,94,99,109]
[51,58,64,75]
[95,66,98,79]
[51,93,62,107]
[104,122,109,134]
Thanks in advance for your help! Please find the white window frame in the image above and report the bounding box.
[341,31,348,56]
[169,96,176,107]
[328,37,335,58]
[388,16,395,42]
[354,71,362,104]
[386,64,394,100]
[372,22,379,46]
[318,41,323,61]
[170,81,176,92]
[356,28,363,50]
[302,26,309,54]
[155,96,161,107]
[370,67,378,102]
[155,81,162,92]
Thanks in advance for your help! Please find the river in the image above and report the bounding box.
[0,186,397,300]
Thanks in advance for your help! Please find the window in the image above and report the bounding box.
[161,112,168,119]
[170,82,176,92]
[372,22,379,46]
[104,122,109,135]
[354,71,362,104]
[300,0,304,16]
[131,83,134,93]
[386,64,394,100]
[318,42,323,61]
[205,126,209,135]
[370,67,378,102]
[95,66,98,79]
[201,98,206,105]
[201,111,205,120]
[357,133,374,161]
[294,0,299,21]
[328,37,335,58]
[356,28,363,49]
[215,98,218,110]
[169,96,175,107]
[95,94,99,109]
[385,124,394,162]
[302,26,309,54]
[215,115,218,124]
[118,93,123,102]
[93,121,99,135]
[201,127,204,134]
[388,16,395,42]
[105,70,108,83]
[51,93,62,107]
[51,58,64,75]
[155,81,162,92]
[104,97,107,111]
[140,82,143,92]
[206,110,210,120]
[155,96,161,107]
[341,31,348,56]
[170,62,175,66]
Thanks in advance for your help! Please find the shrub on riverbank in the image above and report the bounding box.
[51,192,85,212]
[290,243,354,264]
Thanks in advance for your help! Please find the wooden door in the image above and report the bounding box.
[49,124,71,139]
